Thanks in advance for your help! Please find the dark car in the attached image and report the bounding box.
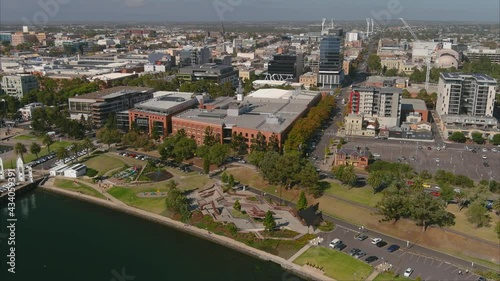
[477,277,486,281]
[483,162,489,167]
[355,233,368,241]
[365,256,379,264]
[375,241,387,248]
[349,248,361,256]
[333,243,347,251]
[387,244,400,252]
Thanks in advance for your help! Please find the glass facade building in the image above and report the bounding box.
[318,29,344,89]
[267,54,297,81]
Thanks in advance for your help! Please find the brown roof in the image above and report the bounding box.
[336,148,370,158]
[72,86,153,100]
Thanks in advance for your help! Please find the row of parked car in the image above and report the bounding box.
[117,152,150,161]
[26,152,56,167]
[54,149,89,166]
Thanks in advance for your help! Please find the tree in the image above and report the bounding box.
[263,210,276,231]
[71,143,80,160]
[208,144,229,166]
[81,137,93,155]
[448,132,466,143]
[471,132,485,145]
[296,191,308,211]
[56,146,69,163]
[14,143,27,162]
[402,89,412,98]
[203,156,211,174]
[367,54,381,73]
[295,161,320,189]
[96,127,123,149]
[43,134,54,153]
[203,127,219,147]
[30,142,41,159]
[439,184,456,204]
[410,193,455,231]
[341,165,357,188]
[250,132,267,152]
[228,174,235,188]
[368,171,385,193]
[267,133,280,153]
[221,172,229,183]
[466,201,492,228]
[385,68,399,77]
[165,180,191,222]
[233,199,241,212]
[376,188,410,223]
[230,133,248,155]
[491,134,500,145]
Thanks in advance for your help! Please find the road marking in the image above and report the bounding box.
[451,267,459,273]
[417,255,422,262]
[409,253,414,260]
[445,264,454,270]
[424,276,431,281]
[437,261,444,268]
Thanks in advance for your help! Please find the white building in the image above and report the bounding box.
[350,87,402,128]
[0,74,39,98]
[49,164,69,177]
[412,41,438,62]
[144,64,168,73]
[18,102,44,121]
[63,164,87,178]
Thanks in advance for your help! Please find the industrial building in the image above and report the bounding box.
[0,74,39,98]
[171,88,321,148]
[126,92,198,138]
[349,87,402,128]
[68,86,154,127]
[177,63,239,88]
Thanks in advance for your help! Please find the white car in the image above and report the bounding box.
[492,148,498,153]
[435,158,440,163]
[329,238,341,248]
[403,268,413,277]
[371,238,382,245]
[482,155,487,159]
[482,148,488,152]
[372,153,381,158]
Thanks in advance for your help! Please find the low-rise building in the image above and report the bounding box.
[401,99,429,122]
[68,86,154,127]
[18,102,44,121]
[127,92,198,138]
[239,68,255,81]
[299,72,318,89]
[171,88,321,148]
[89,73,139,87]
[63,164,87,178]
[334,148,370,169]
[177,63,239,88]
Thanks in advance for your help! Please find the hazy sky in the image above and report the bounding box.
[1,0,499,23]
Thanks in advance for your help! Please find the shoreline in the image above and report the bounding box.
[40,185,334,281]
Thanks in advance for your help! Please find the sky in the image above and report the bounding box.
[0,0,499,24]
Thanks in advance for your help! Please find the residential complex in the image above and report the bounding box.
[68,86,154,127]
[437,73,498,139]
[0,74,39,98]
[349,87,402,128]
[171,88,321,148]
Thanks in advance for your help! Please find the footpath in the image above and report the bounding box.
[41,181,335,281]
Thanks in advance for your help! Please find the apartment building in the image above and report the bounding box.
[349,87,402,128]
[0,74,39,98]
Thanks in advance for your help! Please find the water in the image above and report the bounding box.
[0,191,303,281]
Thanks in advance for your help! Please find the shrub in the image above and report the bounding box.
[86,168,98,177]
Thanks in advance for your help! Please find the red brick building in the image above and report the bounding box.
[334,148,370,169]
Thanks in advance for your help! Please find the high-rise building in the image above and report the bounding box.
[437,73,496,117]
[318,29,344,89]
[350,86,402,128]
[266,54,303,81]
[0,74,39,99]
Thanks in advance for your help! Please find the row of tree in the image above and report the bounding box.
[449,131,500,145]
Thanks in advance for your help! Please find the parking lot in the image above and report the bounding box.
[344,138,500,182]
[321,226,482,281]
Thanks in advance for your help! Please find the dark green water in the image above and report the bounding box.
[0,191,303,281]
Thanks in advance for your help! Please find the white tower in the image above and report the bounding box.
[17,157,25,182]
[23,26,29,33]
[236,79,244,101]
[366,18,371,37]
[0,158,4,180]
[371,19,375,34]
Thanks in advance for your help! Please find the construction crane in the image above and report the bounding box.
[400,18,436,90]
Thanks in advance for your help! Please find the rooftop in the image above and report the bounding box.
[90,73,137,81]
[69,86,153,100]
[401,99,428,111]
[173,92,320,134]
[133,92,196,114]
[440,73,497,83]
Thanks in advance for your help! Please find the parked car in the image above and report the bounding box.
[364,256,378,264]
[482,155,487,159]
[355,233,368,241]
[482,148,488,152]
[329,239,341,248]
[349,248,361,256]
[403,268,413,277]
[375,241,387,247]
[333,243,347,251]
[371,238,382,245]
[492,148,498,153]
[387,244,400,252]
[483,162,489,167]
[354,251,366,259]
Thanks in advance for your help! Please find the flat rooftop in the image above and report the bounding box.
[133,92,195,114]
[90,73,137,81]
[441,73,497,83]
[174,93,319,134]
[247,88,319,101]
[401,99,428,111]
[69,86,153,100]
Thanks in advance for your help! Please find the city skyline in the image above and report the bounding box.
[0,0,499,24]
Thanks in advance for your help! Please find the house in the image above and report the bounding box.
[334,148,370,169]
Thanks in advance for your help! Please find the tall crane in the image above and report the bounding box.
[400,18,436,90]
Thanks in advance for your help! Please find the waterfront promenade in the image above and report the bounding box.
[41,182,335,281]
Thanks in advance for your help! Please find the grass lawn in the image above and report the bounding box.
[373,271,411,281]
[230,209,250,219]
[107,186,167,214]
[229,167,302,203]
[6,140,72,168]
[294,247,373,280]
[325,181,383,207]
[54,178,106,200]
[446,204,498,244]
[259,229,299,239]
[13,134,41,141]
[84,154,126,176]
